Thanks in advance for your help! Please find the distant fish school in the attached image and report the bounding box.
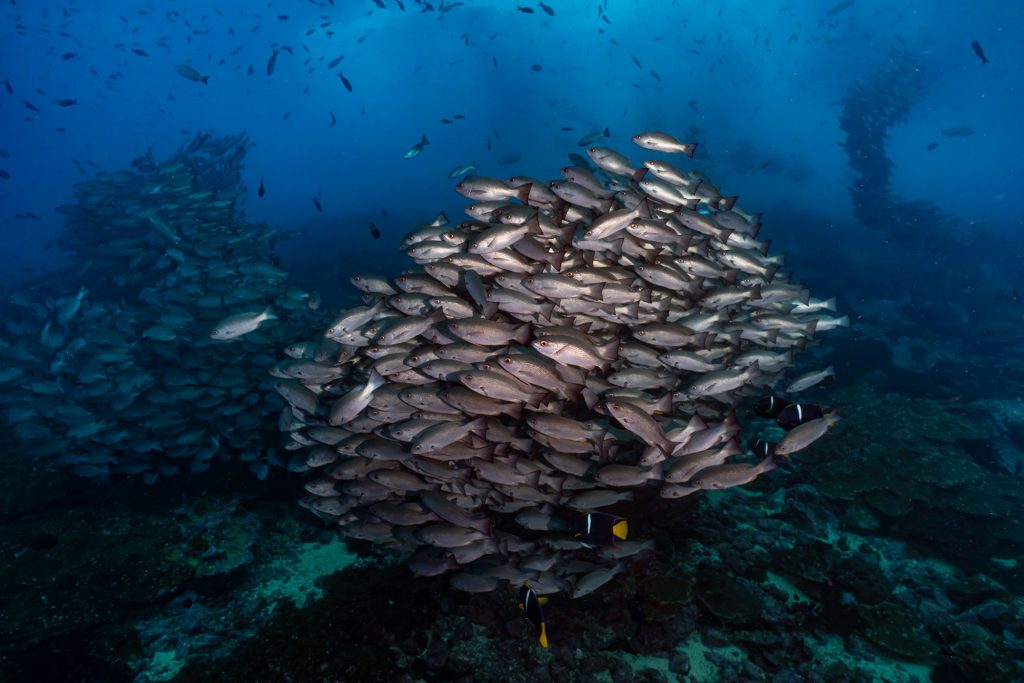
[272,129,845,644]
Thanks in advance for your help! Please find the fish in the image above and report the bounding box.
[312,197,323,213]
[517,5,535,13]
[328,55,344,69]
[57,99,78,107]
[577,127,610,147]
[258,177,265,198]
[785,366,835,393]
[690,454,779,490]
[538,1,554,15]
[338,72,352,92]
[404,134,430,158]
[774,412,841,456]
[941,127,974,138]
[448,161,478,179]
[518,584,549,648]
[369,223,381,239]
[174,64,209,84]
[971,40,988,65]
[210,306,278,341]
[267,49,279,76]
[571,512,628,547]
[926,142,939,151]
[753,394,788,419]
[632,131,698,156]
[775,403,832,431]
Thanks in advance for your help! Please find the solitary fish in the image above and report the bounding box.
[210,306,277,340]
[267,49,279,76]
[632,131,698,156]
[448,161,478,179]
[577,127,610,147]
[971,40,988,65]
[404,134,430,158]
[174,64,209,84]
[258,177,265,198]
[369,223,381,239]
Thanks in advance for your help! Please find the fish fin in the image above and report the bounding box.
[514,322,532,345]
[420,134,430,145]
[263,305,279,321]
[612,519,628,541]
[538,596,549,605]
[515,182,533,205]
[539,622,549,648]
[718,195,739,212]
[765,265,779,283]
[749,283,762,300]
[595,338,619,361]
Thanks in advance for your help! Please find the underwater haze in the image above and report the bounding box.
[1,1,1024,682]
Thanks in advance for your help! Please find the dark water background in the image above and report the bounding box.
[1,1,1023,682]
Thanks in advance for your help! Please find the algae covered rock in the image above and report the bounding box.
[857,600,939,659]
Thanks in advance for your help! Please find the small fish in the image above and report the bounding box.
[61,53,78,60]
[785,366,835,393]
[404,134,429,159]
[328,55,344,69]
[267,49,279,76]
[369,223,381,239]
[750,438,776,458]
[776,403,832,431]
[174,64,209,84]
[753,395,788,419]
[577,127,610,147]
[23,100,39,112]
[57,98,77,107]
[132,48,148,56]
[210,306,277,341]
[570,512,627,547]
[329,111,336,127]
[338,72,352,92]
[258,177,265,198]
[448,161,478,179]
[312,197,323,212]
[3,80,12,94]
[531,64,542,71]
[517,5,535,13]
[941,126,974,138]
[538,1,554,15]
[971,40,988,65]
[518,584,549,648]
[926,141,939,151]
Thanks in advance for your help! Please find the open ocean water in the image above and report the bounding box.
[1,1,1022,682]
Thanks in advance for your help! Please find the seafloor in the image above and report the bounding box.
[2,295,1023,683]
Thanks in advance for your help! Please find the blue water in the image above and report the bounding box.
[2,1,1019,291]
[2,1,1024,681]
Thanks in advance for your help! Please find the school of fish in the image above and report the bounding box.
[0,133,325,482]
[276,131,846,598]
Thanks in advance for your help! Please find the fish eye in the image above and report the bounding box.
[538,340,548,347]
